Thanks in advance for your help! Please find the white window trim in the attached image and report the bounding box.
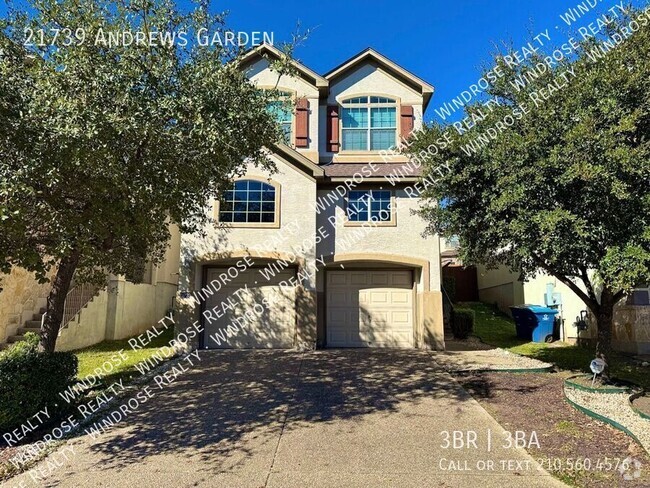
[339,95,399,153]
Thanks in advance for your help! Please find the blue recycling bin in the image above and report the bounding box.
[510,305,559,343]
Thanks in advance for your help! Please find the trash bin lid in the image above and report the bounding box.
[526,305,559,315]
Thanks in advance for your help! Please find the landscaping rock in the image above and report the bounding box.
[564,386,650,454]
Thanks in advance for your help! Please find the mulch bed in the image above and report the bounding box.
[456,371,650,488]
[632,396,650,418]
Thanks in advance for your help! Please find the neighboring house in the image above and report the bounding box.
[0,228,180,352]
[179,44,445,350]
[477,265,650,354]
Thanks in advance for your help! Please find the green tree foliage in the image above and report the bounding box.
[410,8,650,362]
[0,0,285,351]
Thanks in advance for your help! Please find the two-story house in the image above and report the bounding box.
[180,44,444,350]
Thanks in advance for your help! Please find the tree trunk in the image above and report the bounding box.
[40,250,81,353]
[595,287,616,372]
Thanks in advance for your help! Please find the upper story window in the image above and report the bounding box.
[341,96,397,151]
[266,91,293,144]
[219,179,277,224]
[347,190,392,222]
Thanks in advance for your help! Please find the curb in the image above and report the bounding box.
[629,391,650,421]
[564,374,634,394]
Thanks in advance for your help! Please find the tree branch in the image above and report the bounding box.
[579,267,597,302]
[531,253,599,312]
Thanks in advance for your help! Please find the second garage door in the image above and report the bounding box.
[202,267,297,349]
[326,270,414,348]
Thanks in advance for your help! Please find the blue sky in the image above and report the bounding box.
[206,0,633,121]
[2,0,641,121]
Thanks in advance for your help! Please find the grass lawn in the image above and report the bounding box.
[74,325,174,385]
[463,302,650,390]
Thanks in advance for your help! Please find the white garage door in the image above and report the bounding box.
[326,270,414,348]
[202,267,296,349]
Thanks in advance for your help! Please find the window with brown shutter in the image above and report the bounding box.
[327,105,339,153]
[400,105,414,141]
[294,98,309,148]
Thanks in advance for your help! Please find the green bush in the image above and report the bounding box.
[0,333,78,434]
[451,308,475,339]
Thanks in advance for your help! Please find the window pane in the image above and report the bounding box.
[370,190,392,221]
[347,191,369,221]
[370,129,396,150]
[219,180,276,224]
[281,122,292,143]
[341,107,368,128]
[371,107,396,128]
[342,129,368,151]
[219,212,233,222]
[342,96,368,104]
[370,96,396,103]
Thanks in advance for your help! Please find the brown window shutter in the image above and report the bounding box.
[327,105,339,153]
[294,98,309,148]
[400,105,414,140]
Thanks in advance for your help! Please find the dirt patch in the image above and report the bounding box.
[456,372,650,488]
[632,396,650,418]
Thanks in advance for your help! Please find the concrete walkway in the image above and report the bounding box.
[4,350,565,488]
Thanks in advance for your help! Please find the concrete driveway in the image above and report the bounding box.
[5,350,565,488]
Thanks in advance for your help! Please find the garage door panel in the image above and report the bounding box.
[326,270,414,348]
[203,268,296,349]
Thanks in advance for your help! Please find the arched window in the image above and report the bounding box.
[341,96,397,151]
[219,180,277,223]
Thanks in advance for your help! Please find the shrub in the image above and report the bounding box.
[451,308,475,340]
[0,333,78,434]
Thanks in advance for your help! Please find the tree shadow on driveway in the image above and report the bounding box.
[81,349,472,474]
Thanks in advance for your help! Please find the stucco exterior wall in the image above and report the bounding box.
[57,292,109,351]
[321,61,424,162]
[478,265,649,352]
[315,186,440,292]
[1,225,180,351]
[179,157,319,349]
[613,306,650,354]
[246,58,320,162]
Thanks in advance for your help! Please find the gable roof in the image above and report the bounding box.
[324,48,434,110]
[272,143,325,180]
[239,43,329,93]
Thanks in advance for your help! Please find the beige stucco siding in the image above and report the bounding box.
[179,156,319,349]
[322,61,424,161]
[181,157,318,291]
[315,187,440,292]
[246,58,320,162]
